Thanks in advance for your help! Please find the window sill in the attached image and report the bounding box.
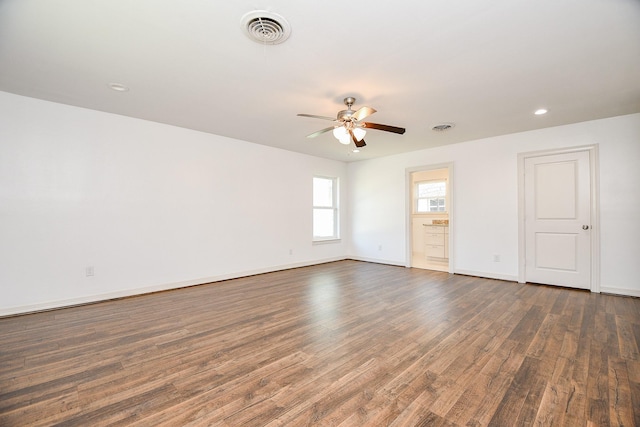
[312,238,341,245]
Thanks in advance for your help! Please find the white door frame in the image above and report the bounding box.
[405,162,455,273]
[517,145,600,292]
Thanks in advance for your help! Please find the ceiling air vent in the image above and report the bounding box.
[432,123,455,132]
[241,11,291,45]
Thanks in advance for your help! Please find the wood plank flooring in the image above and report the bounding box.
[1,260,639,426]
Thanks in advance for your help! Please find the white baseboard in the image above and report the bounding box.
[454,269,519,282]
[7,260,633,318]
[0,257,347,317]
[600,286,640,298]
[347,256,407,267]
[351,259,519,283]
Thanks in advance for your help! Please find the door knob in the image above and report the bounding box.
[582,225,590,230]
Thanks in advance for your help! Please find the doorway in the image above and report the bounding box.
[518,146,599,291]
[406,164,454,272]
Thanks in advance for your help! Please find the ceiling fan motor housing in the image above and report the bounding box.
[339,97,357,120]
[337,110,354,121]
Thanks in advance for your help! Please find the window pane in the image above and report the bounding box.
[313,208,335,237]
[417,181,446,198]
[313,177,333,207]
[416,181,446,213]
[417,199,430,212]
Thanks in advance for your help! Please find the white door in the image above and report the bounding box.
[524,151,591,289]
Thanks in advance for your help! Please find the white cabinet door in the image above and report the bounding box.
[425,233,444,244]
[426,245,445,258]
[424,225,446,259]
[524,151,591,289]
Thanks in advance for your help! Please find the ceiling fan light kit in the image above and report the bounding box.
[298,97,405,149]
[352,127,366,141]
[333,126,366,144]
[332,127,350,144]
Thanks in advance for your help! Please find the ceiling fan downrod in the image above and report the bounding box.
[343,97,356,109]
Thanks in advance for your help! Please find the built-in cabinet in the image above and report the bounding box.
[424,225,449,259]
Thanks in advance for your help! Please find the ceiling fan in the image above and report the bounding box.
[297,97,406,148]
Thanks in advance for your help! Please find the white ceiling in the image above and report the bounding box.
[1,0,639,162]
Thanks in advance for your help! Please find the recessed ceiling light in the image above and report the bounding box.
[534,108,548,115]
[352,149,360,153]
[108,83,129,92]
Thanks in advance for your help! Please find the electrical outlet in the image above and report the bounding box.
[86,266,94,276]
[289,249,293,255]
[493,254,500,262]
[378,245,382,251]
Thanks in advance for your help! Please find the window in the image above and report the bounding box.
[416,180,446,212]
[313,176,339,240]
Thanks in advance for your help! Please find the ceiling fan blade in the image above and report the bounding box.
[352,106,376,121]
[362,122,406,134]
[307,127,335,138]
[349,130,367,148]
[297,113,336,121]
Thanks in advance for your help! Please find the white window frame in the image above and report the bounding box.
[415,180,447,213]
[313,176,339,242]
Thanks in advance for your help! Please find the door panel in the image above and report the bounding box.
[535,233,577,270]
[525,151,591,289]
[535,162,577,219]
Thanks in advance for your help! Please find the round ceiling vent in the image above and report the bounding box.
[431,123,455,132]
[241,11,291,45]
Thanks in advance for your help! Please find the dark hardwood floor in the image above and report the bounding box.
[1,260,639,426]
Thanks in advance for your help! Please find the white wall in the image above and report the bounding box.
[0,92,349,315]
[2,91,638,316]
[348,113,640,297]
